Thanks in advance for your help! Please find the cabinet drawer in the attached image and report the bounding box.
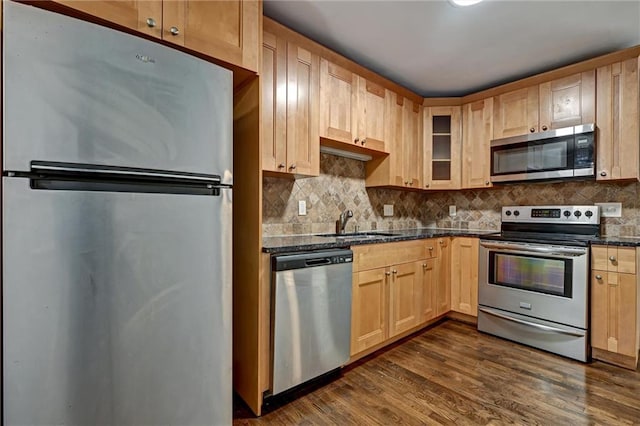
[592,246,636,274]
[353,240,429,272]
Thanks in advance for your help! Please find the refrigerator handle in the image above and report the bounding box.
[30,161,223,185]
[5,161,230,196]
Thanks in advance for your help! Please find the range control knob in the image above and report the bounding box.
[563,210,571,217]
[574,211,582,217]
[585,210,593,218]
[505,210,512,216]
[513,210,520,217]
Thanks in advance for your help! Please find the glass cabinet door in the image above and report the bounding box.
[424,106,461,189]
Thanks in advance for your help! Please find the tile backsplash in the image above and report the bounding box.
[262,153,640,237]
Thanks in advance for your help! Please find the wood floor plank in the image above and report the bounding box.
[234,321,640,425]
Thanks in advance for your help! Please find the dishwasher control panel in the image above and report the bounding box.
[272,249,353,271]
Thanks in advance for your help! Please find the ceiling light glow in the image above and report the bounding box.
[449,0,484,6]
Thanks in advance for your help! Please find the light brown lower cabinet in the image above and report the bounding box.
[590,245,640,369]
[450,237,479,317]
[350,239,438,356]
[435,238,451,316]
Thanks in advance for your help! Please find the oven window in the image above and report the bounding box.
[488,252,572,297]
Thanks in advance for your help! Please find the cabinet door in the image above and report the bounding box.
[390,93,406,186]
[591,271,637,357]
[462,99,493,189]
[403,99,422,188]
[596,58,639,181]
[53,0,163,38]
[493,86,539,138]
[261,31,287,173]
[285,43,319,176]
[420,259,436,323]
[388,262,421,337]
[319,59,357,145]
[539,71,595,131]
[450,237,479,316]
[164,0,260,72]
[356,77,387,152]
[351,268,387,355]
[436,238,451,317]
[424,106,461,190]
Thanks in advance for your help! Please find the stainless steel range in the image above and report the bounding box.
[478,205,600,362]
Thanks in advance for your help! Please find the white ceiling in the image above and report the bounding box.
[263,0,640,97]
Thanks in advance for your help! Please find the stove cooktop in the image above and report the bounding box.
[484,205,602,247]
[481,231,596,247]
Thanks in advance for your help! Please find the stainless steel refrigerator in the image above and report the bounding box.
[3,2,232,425]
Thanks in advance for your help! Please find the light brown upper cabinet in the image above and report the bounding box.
[493,71,595,139]
[462,98,493,189]
[262,32,319,176]
[403,99,423,188]
[365,93,420,188]
[54,0,260,72]
[423,106,462,190]
[52,0,164,38]
[596,58,639,181]
[319,59,389,154]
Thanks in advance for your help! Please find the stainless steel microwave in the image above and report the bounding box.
[490,124,595,183]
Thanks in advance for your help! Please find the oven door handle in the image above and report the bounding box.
[479,242,586,257]
[479,307,586,337]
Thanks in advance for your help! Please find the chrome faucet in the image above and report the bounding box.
[336,210,353,234]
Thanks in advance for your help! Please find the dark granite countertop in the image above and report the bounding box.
[262,229,640,253]
[589,236,640,247]
[262,228,500,254]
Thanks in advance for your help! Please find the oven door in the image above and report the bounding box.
[478,241,588,329]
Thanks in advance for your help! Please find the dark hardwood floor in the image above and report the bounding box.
[234,320,640,425]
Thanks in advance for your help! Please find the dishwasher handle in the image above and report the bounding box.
[305,258,333,267]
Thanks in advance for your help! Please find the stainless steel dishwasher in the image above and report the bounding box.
[270,249,353,396]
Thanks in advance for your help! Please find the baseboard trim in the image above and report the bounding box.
[592,348,639,370]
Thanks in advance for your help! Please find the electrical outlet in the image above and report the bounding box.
[449,205,457,217]
[383,204,394,217]
[595,202,622,218]
[298,200,307,216]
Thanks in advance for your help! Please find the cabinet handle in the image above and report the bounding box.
[530,127,535,133]
[425,183,430,188]
[392,270,398,274]
[354,137,360,144]
[485,181,490,185]
[277,163,285,169]
[428,247,434,251]
[541,125,548,131]
[169,26,180,36]
[361,138,366,146]
[600,171,607,177]
[439,240,443,245]
[422,263,427,268]
[404,181,409,185]
[146,17,157,28]
[408,181,413,186]
[595,274,603,280]
[385,271,391,276]
[289,164,297,170]
[609,256,616,262]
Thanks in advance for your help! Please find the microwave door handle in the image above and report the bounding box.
[480,242,586,257]
[479,308,586,338]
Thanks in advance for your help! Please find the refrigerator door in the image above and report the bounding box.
[3,2,232,184]
[2,178,232,426]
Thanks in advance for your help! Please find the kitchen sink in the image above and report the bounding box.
[316,231,399,239]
